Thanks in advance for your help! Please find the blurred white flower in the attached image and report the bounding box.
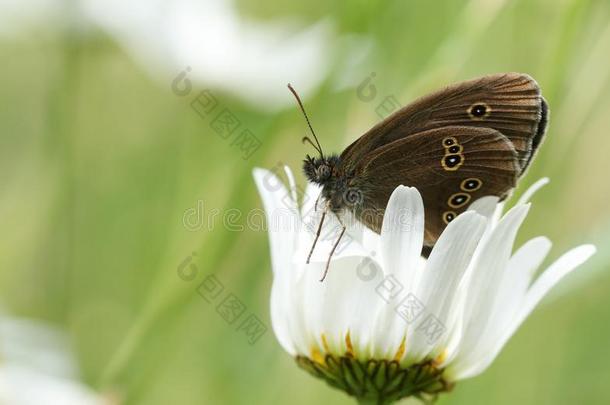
[80,0,367,109]
[0,0,371,109]
[0,0,63,37]
[0,314,113,405]
[253,167,595,403]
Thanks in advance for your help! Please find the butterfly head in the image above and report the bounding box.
[303,154,340,186]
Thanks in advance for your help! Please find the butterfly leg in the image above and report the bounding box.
[313,193,322,212]
[306,210,326,264]
[319,223,346,282]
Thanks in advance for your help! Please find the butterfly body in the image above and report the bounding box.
[303,154,354,213]
[300,73,549,254]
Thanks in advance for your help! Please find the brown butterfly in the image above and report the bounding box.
[289,73,548,281]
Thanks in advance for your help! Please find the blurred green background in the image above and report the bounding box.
[1,0,610,404]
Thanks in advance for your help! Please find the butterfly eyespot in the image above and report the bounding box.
[468,103,491,119]
[443,137,457,147]
[442,211,457,224]
[344,188,363,206]
[448,145,462,154]
[448,192,471,208]
[442,154,463,171]
[461,178,482,191]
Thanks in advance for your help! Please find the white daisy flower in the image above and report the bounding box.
[253,166,595,404]
[0,313,116,405]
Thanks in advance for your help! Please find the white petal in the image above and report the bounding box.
[490,201,505,227]
[445,236,551,369]
[451,205,530,370]
[345,257,387,360]
[253,168,300,269]
[468,196,502,235]
[283,165,298,205]
[253,168,300,354]
[268,280,296,355]
[492,237,552,326]
[380,186,425,279]
[511,245,596,341]
[284,266,312,356]
[374,186,425,358]
[404,211,487,363]
[468,196,499,219]
[300,255,384,359]
[452,244,595,379]
[516,177,549,205]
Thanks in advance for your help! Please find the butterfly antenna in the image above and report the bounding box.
[287,84,324,157]
[302,137,321,153]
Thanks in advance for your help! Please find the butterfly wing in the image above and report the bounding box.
[349,126,520,247]
[341,73,548,174]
